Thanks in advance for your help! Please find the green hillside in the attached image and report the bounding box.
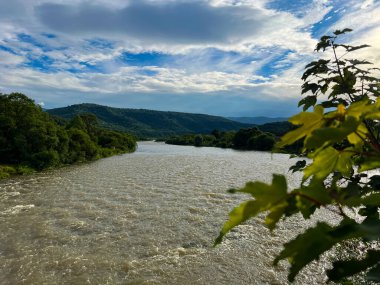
[47,104,251,138]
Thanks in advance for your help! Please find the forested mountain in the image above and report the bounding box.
[227,116,288,125]
[48,104,250,138]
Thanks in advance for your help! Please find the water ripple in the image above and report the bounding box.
[0,142,328,284]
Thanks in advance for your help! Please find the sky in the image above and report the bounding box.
[0,0,379,117]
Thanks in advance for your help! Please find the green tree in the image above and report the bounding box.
[247,133,275,151]
[0,93,63,168]
[194,134,204,147]
[215,29,380,283]
[0,93,137,174]
[233,127,261,149]
[66,128,99,162]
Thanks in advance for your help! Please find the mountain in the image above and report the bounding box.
[47,103,251,138]
[227,116,288,125]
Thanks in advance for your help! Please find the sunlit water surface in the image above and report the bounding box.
[0,142,336,284]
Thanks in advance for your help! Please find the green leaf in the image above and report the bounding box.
[214,200,257,245]
[333,28,353,35]
[327,250,380,282]
[345,98,372,119]
[367,263,380,282]
[298,96,317,111]
[301,83,320,95]
[369,175,380,190]
[347,123,367,149]
[356,216,380,241]
[275,218,364,282]
[215,175,288,245]
[359,156,380,172]
[265,200,288,230]
[277,106,324,148]
[305,116,360,150]
[295,195,316,219]
[344,68,356,87]
[347,59,373,65]
[289,160,306,173]
[304,147,353,181]
[237,174,287,198]
[321,100,340,108]
[293,179,332,218]
[316,36,333,52]
[297,179,332,205]
[320,83,329,94]
[302,60,331,80]
[347,44,371,52]
[360,193,380,206]
[274,222,336,282]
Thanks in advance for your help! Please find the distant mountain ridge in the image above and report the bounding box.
[227,116,288,125]
[47,103,251,138]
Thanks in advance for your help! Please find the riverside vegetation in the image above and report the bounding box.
[0,93,136,179]
[165,128,276,151]
[216,29,380,283]
[165,121,295,151]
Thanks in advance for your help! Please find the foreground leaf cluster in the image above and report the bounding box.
[216,29,380,283]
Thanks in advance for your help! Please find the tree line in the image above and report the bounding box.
[165,127,295,151]
[0,93,136,179]
[165,127,276,150]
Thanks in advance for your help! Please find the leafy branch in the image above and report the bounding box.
[215,29,380,283]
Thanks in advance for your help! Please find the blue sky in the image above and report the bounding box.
[0,0,379,117]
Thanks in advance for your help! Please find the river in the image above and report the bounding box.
[0,141,334,284]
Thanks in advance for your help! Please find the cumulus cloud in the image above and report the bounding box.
[0,55,304,105]
[34,0,315,51]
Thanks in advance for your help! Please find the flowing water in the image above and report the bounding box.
[0,142,336,284]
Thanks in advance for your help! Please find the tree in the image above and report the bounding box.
[247,133,275,151]
[215,29,380,283]
[194,134,204,147]
[233,127,261,149]
[0,93,63,168]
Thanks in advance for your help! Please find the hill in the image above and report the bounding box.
[227,116,288,125]
[47,104,251,138]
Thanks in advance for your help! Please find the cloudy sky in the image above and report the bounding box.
[0,0,379,116]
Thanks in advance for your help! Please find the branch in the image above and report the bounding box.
[332,42,355,103]
[291,192,343,216]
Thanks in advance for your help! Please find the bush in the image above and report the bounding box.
[0,165,17,179]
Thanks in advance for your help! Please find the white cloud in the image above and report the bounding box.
[327,0,380,74]
[0,0,378,115]
[0,50,25,65]
[0,61,303,101]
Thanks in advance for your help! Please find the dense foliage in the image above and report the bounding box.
[166,127,276,151]
[258,121,294,136]
[215,29,380,283]
[47,103,250,139]
[0,93,136,178]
